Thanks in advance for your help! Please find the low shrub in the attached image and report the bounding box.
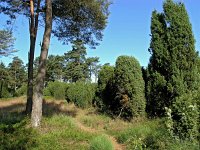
[44,81,69,100]
[66,82,96,108]
[165,92,198,140]
[90,135,113,150]
[116,119,199,150]
[0,117,37,150]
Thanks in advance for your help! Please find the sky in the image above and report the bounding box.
[1,0,200,67]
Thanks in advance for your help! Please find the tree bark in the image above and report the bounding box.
[26,0,41,114]
[31,0,52,127]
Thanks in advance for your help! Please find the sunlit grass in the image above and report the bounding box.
[89,134,114,150]
[0,97,199,150]
[35,115,96,150]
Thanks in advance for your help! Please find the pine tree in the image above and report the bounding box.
[46,55,64,82]
[0,29,16,56]
[86,57,100,82]
[8,57,26,94]
[64,40,87,82]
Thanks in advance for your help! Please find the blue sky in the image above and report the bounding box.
[1,0,200,67]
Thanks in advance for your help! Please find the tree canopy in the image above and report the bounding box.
[0,29,16,56]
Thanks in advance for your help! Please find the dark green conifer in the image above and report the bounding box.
[113,56,146,119]
[147,0,199,117]
[95,64,114,110]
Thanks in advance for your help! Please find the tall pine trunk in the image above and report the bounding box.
[26,0,41,114]
[31,0,52,127]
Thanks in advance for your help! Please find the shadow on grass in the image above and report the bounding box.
[0,99,77,124]
[0,99,78,150]
[0,103,26,125]
[42,100,77,117]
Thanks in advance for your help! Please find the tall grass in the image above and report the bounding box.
[90,134,114,150]
[0,112,37,150]
[116,119,199,150]
[34,115,96,150]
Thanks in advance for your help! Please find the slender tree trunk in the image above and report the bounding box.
[14,66,17,92]
[26,0,41,114]
[31,0,52,127]
[0,80,3,98]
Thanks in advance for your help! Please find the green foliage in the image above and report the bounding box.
[44,81,68,100]
[113,56,146,119]
[52,0,111,47]
[116,119,199,150]
[80,114,111,130]
[116,120,166,150]
[165,92,198,140]
[0,62,12,98]
[64,40,88,82]
[14,84,27,97]
[90,135,114,150]
[0,81,11,98]
[0,29,16,56]
[86,57,100,81]
[46,55,64,82]
[36,115,95,150]
[0,117,37,150]
[146,0,199,117]
[95,64,114,110]
[66,82,96,108]
[8,56,27,94]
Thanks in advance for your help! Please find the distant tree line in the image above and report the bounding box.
[0,42,101,98]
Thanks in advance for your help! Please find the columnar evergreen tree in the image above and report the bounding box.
[146,10,169,116]
[113,56,146,119]
[146,0,199,117]
[95,64,114,109]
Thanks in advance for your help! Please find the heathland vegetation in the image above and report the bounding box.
[0,0,199,149]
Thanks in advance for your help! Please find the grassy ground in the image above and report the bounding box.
[0,97,199,150]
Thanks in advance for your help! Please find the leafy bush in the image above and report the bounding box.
[112,56,146,119]
[90,135,113,150]
[14,84,27,97]
[0,118,37,150]
[165,92,198,140]
[66,82,96,108]
[44,81,68,100]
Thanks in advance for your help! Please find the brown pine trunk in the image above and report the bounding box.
[26,0,41,114]
[31,0,52,127]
